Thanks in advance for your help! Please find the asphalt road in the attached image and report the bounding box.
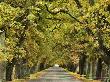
[28,67,82,82]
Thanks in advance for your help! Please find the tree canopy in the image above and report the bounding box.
[0,0,110,81]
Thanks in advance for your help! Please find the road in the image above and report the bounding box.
[27,67,82,82]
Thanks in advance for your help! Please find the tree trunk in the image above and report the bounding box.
[43,62,47,69]
[15,64,22,79]
[96,58,102,80]
[39,63,44,71]
[30,66,36,74]
[0,61,6,82]
[89,61,94,79]
[79,54,87,75]
[6,58,17,81]
[86,60,97,79]
[68,62,75,72]
[6,61,14,81]
[86,61,90,79]
[36,61,41,72]
[12,65,16,80]
[92,61,96,79]
[106,65,110,82]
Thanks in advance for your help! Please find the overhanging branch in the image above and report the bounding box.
[65,12,83,24]
[45,4,83,24]
[45,4,67,14]
[46,17,62,21]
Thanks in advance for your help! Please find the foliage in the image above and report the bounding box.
[0,0,110,81]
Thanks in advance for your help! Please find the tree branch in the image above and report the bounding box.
[65,12,83,24]
[45,4,83,24]
[74,0,82,8]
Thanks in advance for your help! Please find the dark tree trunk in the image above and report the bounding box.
[86,61,91,78]
[79,54,87,75]
[39,63,45,71]
[66,62,75,72]
[6,58,16,81]
[96,14,110,65]
[15,64,22,79]
[70,64,77,72]
[39,58,48,71]
[96,58,102,80]
[6,62,13,81]
[30,66,36,74]
[61,64,67,68]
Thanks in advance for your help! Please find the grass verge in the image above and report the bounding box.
[69,72,101,82]
[7,70,46,82]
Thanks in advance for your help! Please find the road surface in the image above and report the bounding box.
[28,67,82,82]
